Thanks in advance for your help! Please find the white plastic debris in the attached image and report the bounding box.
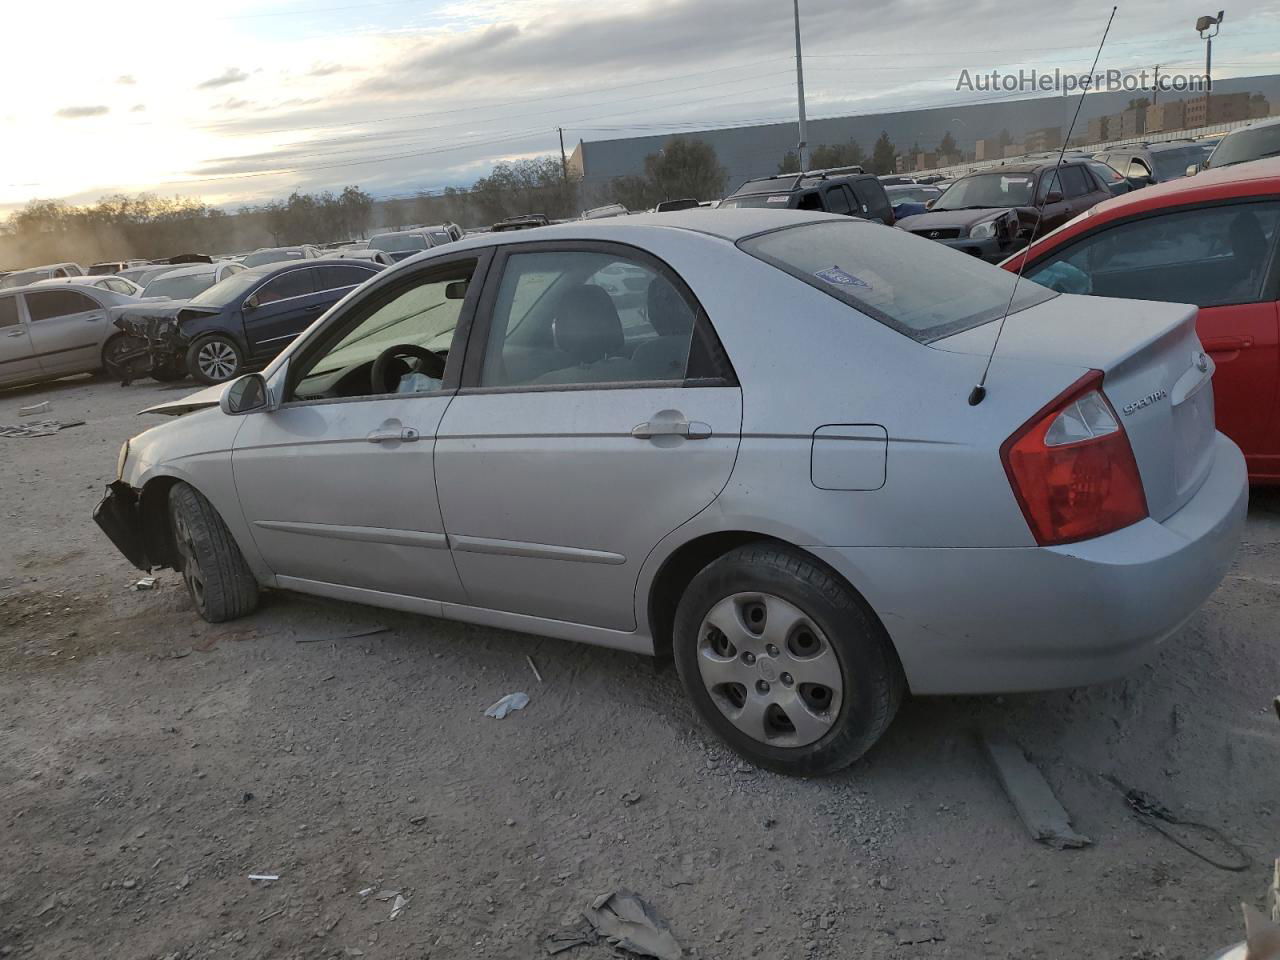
[484,692,530,719]
[132,577,157,591]
[358,886,376,898]
[248,874,279,882]
[389,894,408,920]
[19,401,50,417]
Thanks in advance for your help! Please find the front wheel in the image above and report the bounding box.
[186,335,244,385]
[168,482,259,623]
[673,543,904,777]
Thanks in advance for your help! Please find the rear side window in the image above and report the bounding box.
[740,220,1056,343]
[25,290,99,321]
[825,186,853,215]
[0,297,18,328]
[851,180,888,217]
[316,265,375,292]
[796,192,823,211]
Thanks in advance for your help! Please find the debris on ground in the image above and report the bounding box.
[620,791,642,806]
[247,874,279,882]
[19,401,51,416]
[0,419,83,439]
[896,926,945,945]
[582,889,683,960]
[546,918,600,955]
[295,625,389,644]
[131,577,157,591]
[484,692,530,719]
[984,735,1092,850]
[527,654,544,683]
[389,894,407,920]
[1105,775,1249,871]
[34,892,60,917]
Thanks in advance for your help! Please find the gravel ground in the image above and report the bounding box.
[2,374,1277,960]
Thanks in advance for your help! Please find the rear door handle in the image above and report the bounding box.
[1202,336,1253,352]
[6,330,25,338]
[366,427,420,443]
[631,420,711,440]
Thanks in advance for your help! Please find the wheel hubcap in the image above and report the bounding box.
[696,592,843,748]
[197,341,237,381]
[172,510,206,612]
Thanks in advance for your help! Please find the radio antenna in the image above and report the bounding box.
[968,5,1118,407]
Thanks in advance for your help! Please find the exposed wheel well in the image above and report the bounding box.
[138,477,182,570]
[647,532,871,663]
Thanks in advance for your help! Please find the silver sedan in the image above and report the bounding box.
[94,210,1247,775]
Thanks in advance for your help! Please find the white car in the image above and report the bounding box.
[95,210,1246,775]
[0,283,139,387]
[30,274,144,297]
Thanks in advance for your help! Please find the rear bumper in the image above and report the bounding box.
[93,482,152,571]
[812,432,1248,694]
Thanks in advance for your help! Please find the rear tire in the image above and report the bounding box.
[672,543,904,777]
[168,482,259,623]
[186,334,244,385]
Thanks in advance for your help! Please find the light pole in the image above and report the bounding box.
[1192,10,1223,92]
[792,0,809,172]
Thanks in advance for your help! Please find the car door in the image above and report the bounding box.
[1035,170,1075,233]
[434,241,743,632]
[231,252,490,604]
[0,294,39,385]
[1060,163,1107,216]
[22,288,109,374]
[1023,199,1280,475]
[242,266,325,361]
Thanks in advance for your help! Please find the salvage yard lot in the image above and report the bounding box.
[2,374,1278,960]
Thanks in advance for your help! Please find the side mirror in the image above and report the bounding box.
[925,198,936,209]
[444,280,468,300]
[244,294,260,311]
[1185,163,1200,177]
[220,373,268,416]
[1044,190,1064,204]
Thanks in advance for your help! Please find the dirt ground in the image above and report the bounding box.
[1,374,1277,960]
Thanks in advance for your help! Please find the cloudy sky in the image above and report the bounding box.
[3,0,1279,214]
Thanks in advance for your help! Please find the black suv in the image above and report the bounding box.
[718,168,895,224]
[1094,139,1213,184]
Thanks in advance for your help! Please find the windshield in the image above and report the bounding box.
[886,186,940,202]
[242,249,304,267]
[934,173,1034,209]
[740,220,1054,342]
[142,271,216,300]
[719,193,794,209]
[369,234,428,253]
[0,269,46,289]
[1151,144,1212,180]
[1207,125,1280,169]
[188,271,262,307]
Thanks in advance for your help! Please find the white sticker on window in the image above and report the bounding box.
[766,195,789,204]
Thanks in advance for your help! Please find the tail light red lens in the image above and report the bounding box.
[1001,371,1148,546]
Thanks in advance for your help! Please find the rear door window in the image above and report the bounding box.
[1058,165,1092,197]
[824,186,853,214]
[316,265,375,292]
[0,297,19,328]
[25,290,99,321]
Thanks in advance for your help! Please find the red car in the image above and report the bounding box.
[1003,159,1280,484]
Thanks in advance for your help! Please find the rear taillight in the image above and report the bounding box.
[1001,371,1148,546]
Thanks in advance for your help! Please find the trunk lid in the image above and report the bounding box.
[935,293,1216,521]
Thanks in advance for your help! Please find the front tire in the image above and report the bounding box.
[186,334,244,385]
[672,543,904,777]
[168,482,259,623]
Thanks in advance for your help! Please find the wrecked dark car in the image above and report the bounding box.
[895,161,1112,261]
[110,259,382,385]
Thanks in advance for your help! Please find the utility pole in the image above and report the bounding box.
[792,0,809,172]
[557,126,569,184]
[1196,11,1225,119]
[1152,64,1160,105]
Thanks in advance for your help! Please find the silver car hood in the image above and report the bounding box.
[140,383,226,417]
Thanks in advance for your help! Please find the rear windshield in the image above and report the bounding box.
[1207,124,1280,169]
[242,249,305,267]
[739,220,1056,343]
[719,194,794,209]
[1150,144,1212,180]
[370,234,429,253]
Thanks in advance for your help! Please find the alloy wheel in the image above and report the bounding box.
[696,592,843,748]
[196,341,238,381]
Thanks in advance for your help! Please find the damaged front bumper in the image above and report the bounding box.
[112,312,188,378]
[93,481,152,571]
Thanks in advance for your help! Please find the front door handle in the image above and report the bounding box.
[366,427,420,443]
[1202,336,1253,352]
[6,330,25,338]
[631,419,711,440]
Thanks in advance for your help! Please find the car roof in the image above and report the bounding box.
[239,257,379,278]
[145,263,219,279]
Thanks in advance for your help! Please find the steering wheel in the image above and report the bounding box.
[370,343,445,394]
